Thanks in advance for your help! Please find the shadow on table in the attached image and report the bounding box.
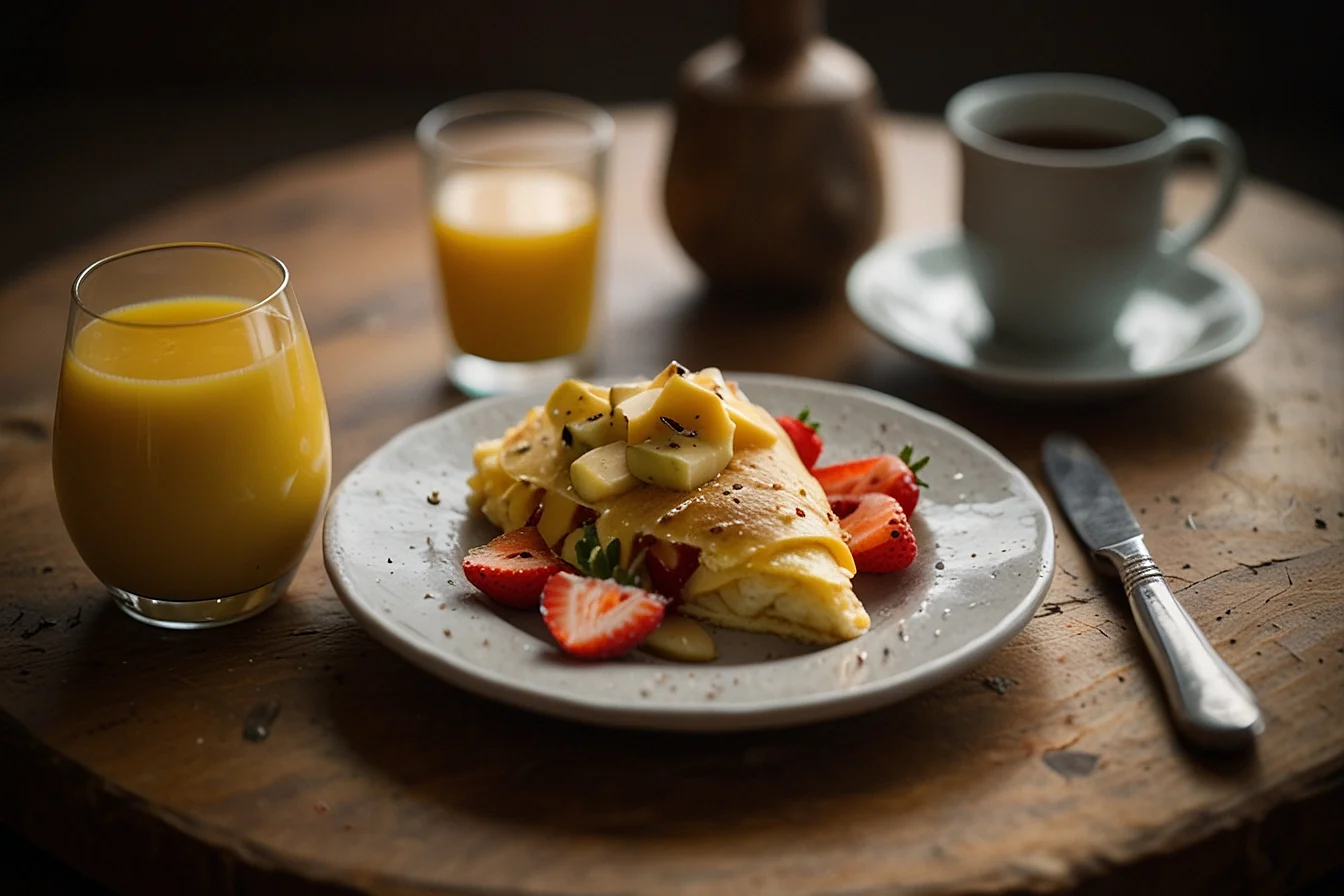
[318,642,1051,838]
[11,587,1046,841]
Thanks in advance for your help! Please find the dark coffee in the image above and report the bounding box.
[997,128,1135,150]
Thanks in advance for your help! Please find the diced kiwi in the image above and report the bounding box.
[570,442,638,503]
[626,435,732,491]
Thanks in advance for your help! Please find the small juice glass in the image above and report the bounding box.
[417,92,614,396]
[52,242,331,628]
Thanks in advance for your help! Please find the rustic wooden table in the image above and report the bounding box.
[2,107,1342,895]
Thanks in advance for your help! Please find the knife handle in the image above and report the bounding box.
[1101,537,1264,751]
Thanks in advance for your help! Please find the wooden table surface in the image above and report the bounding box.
[2,106,1342,896]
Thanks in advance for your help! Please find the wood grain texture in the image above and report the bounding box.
[1,107,1342,896]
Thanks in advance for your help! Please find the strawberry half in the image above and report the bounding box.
[461,527,569,609]
[540,571,667,660]
[835,493,917,573]
[814,448,928,517]
[776,408,823,469]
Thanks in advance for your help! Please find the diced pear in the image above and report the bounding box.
[565,409,626,451]
[626,435,733,491]
[570,442,638,503]
[641,615,717,663]
[655,374,735,445]
[723,399,778,449]
[544,379,610,429]
[648,361,691,389]
[608,380,652,409]
[625,375,736,449]
[560,527,586,568]
[690,367,727,392]
[615,387,662,443]
[536,489,586,547]
[501,481,542,530]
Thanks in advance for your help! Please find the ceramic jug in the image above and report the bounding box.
[663,0,884,305]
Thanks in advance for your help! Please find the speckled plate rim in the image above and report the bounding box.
[847,229,1264,398]
[324,374,1055,731]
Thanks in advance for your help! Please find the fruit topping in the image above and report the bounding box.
[462,526,569,609]
[535,489,598,548]
[541,571,667,660]
[776,407,823,469]
[634,533,701,602]
[623,374,736,448]
[544,379,610,431]
[570,442,639,502]
[812,446,929,517]
[627,435,733,491]
[641,615,717,663]
[834,493,918,572]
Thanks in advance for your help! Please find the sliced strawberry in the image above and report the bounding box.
[461,527,569,609]
[540,571,667,660]
[835,493,917,573]
[814,449,928,517]
[827,495,861,518]
[776,409,823,469]
[634,534,701,603]
[813,455,884,495]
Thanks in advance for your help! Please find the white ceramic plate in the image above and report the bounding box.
[848,229,1263,400]
[324,374,1055,731]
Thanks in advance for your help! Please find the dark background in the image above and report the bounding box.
[2,0,1342,285]
[2,0,1342,891]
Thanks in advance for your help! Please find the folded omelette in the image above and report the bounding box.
[467,365,869,644]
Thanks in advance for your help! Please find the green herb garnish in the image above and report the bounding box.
[573,523,644,586]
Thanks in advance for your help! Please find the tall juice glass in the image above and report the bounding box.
[417,92,614,396]
[52,242,331,628]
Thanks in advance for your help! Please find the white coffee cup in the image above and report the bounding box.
[946,73,1244,348]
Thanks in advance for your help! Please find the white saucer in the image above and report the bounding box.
[847,230,1263,400]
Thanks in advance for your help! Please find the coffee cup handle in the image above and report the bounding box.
[1160,117,1245,261]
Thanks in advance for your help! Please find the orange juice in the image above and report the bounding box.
[432,168,599,363]
[52,296,330,600]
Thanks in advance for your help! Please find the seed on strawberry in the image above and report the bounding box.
[834,493,917,573]
[540,571,667,660]
[461,527,569,609]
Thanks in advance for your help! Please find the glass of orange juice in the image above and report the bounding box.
[52,242,331,629]
[417,92,614,396]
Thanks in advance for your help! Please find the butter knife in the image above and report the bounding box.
[1042,434,1263,751]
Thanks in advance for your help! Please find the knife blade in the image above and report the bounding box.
[1042,434,1263,751]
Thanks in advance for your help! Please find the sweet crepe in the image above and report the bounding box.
[468,370,869,644]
